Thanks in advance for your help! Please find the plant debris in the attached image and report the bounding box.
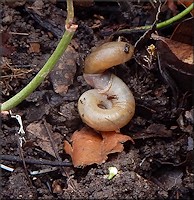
[132,123,173,140]
[49,45,78,96]
[2,1,194,199]
[64,127,134,167]
[152,34,194,92]
[170,17,194,45]
[26,121,63,157]
[28,42,40,53]
[107,166,118,180]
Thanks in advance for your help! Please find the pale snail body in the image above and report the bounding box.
[84,42,134,74]
[78,41,135,131]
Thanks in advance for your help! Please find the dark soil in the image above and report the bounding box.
[1,1,193,199]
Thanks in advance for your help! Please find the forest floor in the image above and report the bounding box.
[1,1,194,199]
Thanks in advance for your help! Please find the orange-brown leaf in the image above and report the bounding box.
[64,127,133,167]
[101,131,134,154]
[64,127,106,167]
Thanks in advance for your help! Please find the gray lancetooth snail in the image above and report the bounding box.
[78,41,135,131]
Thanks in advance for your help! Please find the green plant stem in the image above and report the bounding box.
[66,0,74,25]
[1,0,77,112]
[116,3,194,34]
[157,3,194,29]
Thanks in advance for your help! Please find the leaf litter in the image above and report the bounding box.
[26,121,63,157]
[64,127,134,167]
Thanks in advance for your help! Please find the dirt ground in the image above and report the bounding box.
[1,1,194,199]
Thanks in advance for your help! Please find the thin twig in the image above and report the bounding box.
[0,164,15,172]
[10,112,33,184]
[9,32,29,36]
[0,154,72,167]
[43,119,61,161]
[29,167,58,175]
[43,119,71,180]
[15,132,33,185]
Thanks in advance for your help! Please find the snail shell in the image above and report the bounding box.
[78,74,135,131]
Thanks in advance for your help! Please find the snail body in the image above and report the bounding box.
[78,41,135,131]
[84,41,134,74]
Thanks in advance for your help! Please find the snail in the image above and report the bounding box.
[78,41,135,131]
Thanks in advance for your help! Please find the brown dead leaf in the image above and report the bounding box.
[170,17,194,45]
[131,123,173,140]
[64,128,105,167]
[152,34,193,65]
[26,121,63,157]
[1,31,16,56]
[64,127,133,167]
[101,131,134,154]
[152,34,194,91]
[28,42,40,53]
[50,45,78,96]
[52,179,63,194]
